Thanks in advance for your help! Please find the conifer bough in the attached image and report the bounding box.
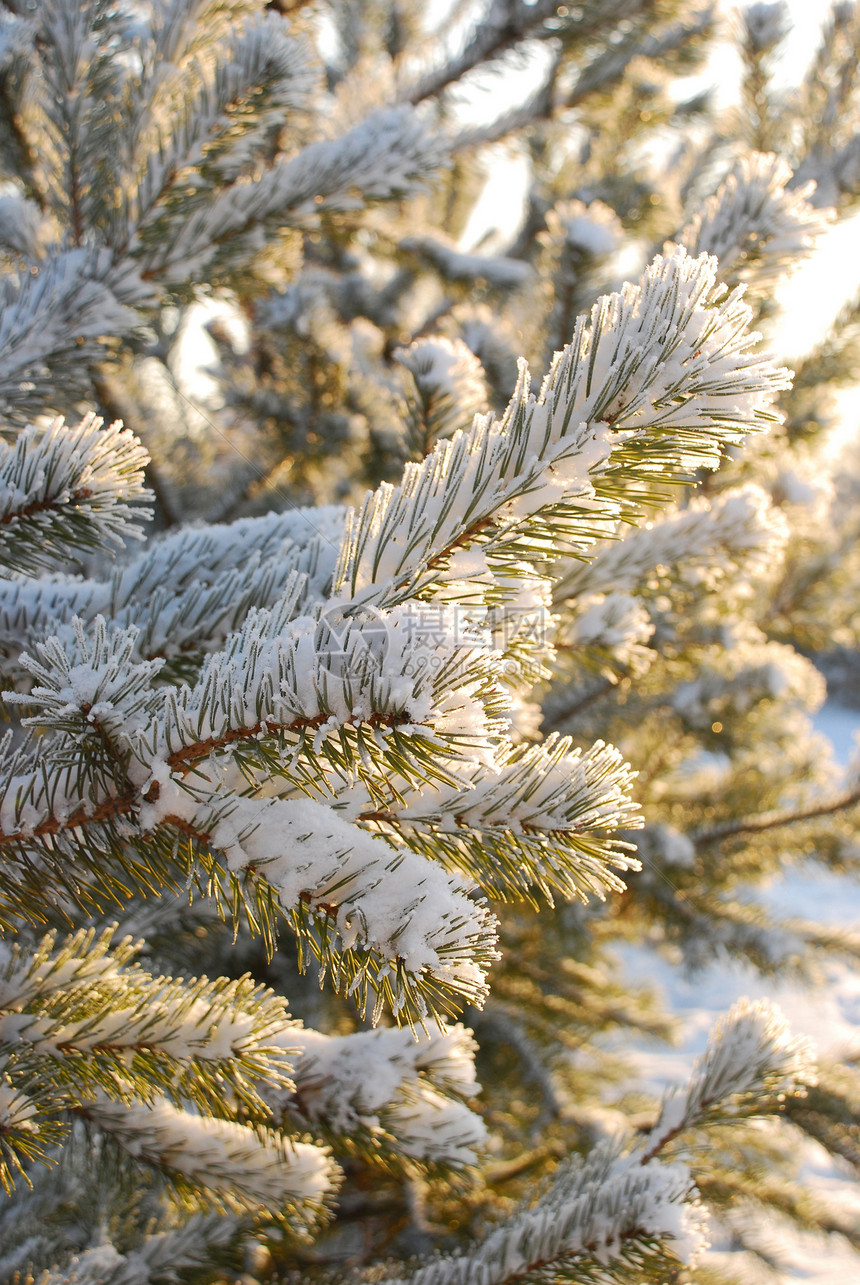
[0,0,852,1280]
[0,240,805,1273]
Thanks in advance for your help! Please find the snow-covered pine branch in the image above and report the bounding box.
[678,153,834,296]
[554,484,789,602]
[275,1021,486,1167]
[366,1141,703,1285]
[34,0,126,240]
[365,1001,817,1285]
[141,106,448,284]
[1,614,503,1022]
[81,1094,339,1225]
[448,4,716,152]
[0,417,150,575]
[395,337,490,454]
[129,10,317,211]
[402,0,649,106]
[364,736,642,905]
[136,790,502,1023]
[129,598,507,792]
[28,1218,240,1285]
[0,251,147,424]
[554,592,656,680]
[0,925,300,1191]
[0,606,649,1023]
[0,0,450,428]
[399,236,532,290]
[0,504,343,687]
[334,248,790,610]
[641,998,817,1161]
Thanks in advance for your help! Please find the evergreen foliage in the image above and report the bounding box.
[0,1,859,1282]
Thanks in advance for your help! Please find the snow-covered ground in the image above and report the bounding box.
[617,702,860,1283]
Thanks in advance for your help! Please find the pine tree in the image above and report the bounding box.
[0,1,859,1282]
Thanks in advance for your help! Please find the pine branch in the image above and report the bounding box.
[0,249,147,424]
[0,506,343,687]
[367,1000,816,1285]
[640,998,816,1163]
[78,1094,339,1226]
[335,248,789,609]
[0,608,505,1021]
[737,1,789,153]
[276,1022,487,1167]
[127,599,507,799]
[403,0,652,106]
[366,1142,697,1284]
[126,12,317,248]
[451,4,716,151]
[33,0,125,242]
[678,153,833,297]
[395,337,490,458]
[152,793,502,1024]
[554,484,787,604]
[359,736,642,906]
[0,416,151,575]
[692,785,860,847]
[138,106,448,285]
[0,924,300,1192]
[31,1217,242,1285]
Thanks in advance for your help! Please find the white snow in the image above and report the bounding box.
[277,1022,486,1165]
[137,789,500,1008]
[91,1095,338,1221]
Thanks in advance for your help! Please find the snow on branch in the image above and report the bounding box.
[84,1094,339,1226]
[369,1000,817,1284]
[334,249,789,609]
[679,153,834,294]
[371,1142,703,1284]
[6,616,165,746]
[555,484,789,601]
[641,998,817,1161]
[144,106,448,283]
[136,789,500,1021]
[34,0,125,237]
[0,250,146,423]
[32,1218,240,1285]
[0,740,499,1022]
[395,337,490,452]
[374,735,642,904]
[400,235,532,289]
[0,595,504,1021]
[1,605,504,1019]
[277,1021,486,1166]
[0,927,295,1078]
[555,592,655,679]
[0,925,300,1191]
[131,11,317,229]
[0,504,343,684]
[0,417,150,576]
[133,599,505,793]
